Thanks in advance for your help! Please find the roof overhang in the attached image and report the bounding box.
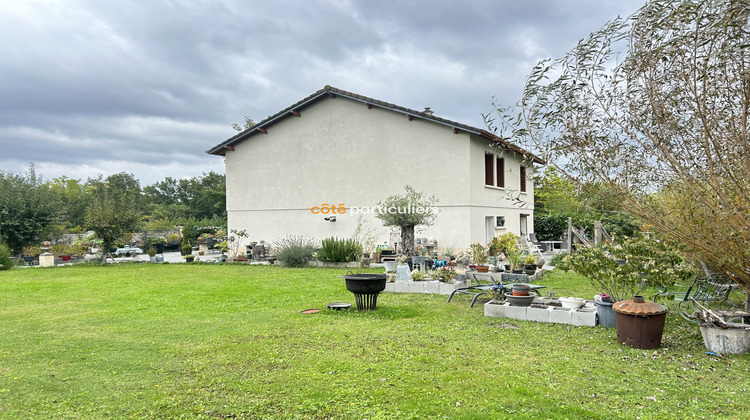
[206,85,545,165]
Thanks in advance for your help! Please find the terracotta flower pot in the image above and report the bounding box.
[511,284,530,296]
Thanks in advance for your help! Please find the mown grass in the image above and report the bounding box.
[0,264,748,419]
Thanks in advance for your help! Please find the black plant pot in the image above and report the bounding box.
[342,274,387,311]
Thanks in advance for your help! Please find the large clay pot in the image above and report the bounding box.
[612,296,668,349]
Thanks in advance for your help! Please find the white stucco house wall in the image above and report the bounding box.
[207,85,544,253]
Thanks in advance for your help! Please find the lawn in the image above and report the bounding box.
[0,264,748,419]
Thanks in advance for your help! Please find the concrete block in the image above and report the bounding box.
[454,279,470,289]
[393,282,409,293]
[504,305,527,321]
[439,282,457,295]
[549,306,573,324]
[527,305,550,323]
[572,307,597,326]
[39,253,55,267]
[484,301,509,318]
[408,281,426,293]
[384,283,396,293]
[424,281,441,294]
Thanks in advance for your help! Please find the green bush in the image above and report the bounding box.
[275,235,317,267]
[316,237,360,263]
[0,241,14,270]
[548,251,568,267]
[554,235,696,301]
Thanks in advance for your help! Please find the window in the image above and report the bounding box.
[496,216,505,228]
[520,166,527,192]
[484,154,493,185]
[485,153,505,188]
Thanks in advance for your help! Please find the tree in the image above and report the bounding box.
[534,168,640,240]
[84,194,140,265]
[88,172,143,213]
[48,176,92,229]
[375,186,438,256]
[142,172,226,222]
[231,116,255,132]
[0,165,59,253]
[492,0,750,290]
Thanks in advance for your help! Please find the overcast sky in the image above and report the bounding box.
[0,0,646,187]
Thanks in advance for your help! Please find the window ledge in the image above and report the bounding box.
[484,185,506,191]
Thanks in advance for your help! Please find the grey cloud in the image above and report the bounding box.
[0,0,646,186]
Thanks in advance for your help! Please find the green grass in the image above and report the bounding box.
[0,264,748,419]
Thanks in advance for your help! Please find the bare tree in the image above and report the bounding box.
[490,0,750,290]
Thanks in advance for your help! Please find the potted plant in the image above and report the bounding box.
[167,233,181,245]
[484,283,508,317]
[523,253,537,275]
[147,247,157,262]
[556,235,695,332]
[432,267,457,283]
[469,242,489,272]
[181,243,193,256]
[411,269,427,281]
[505,246,523,274]
[147,236,167,254]
[184,254,195,263]
[497,232,519,254]
[488,237,501,256]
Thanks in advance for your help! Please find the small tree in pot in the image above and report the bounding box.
[375,186,437,257]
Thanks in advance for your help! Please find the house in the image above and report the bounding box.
[206,85,544,253]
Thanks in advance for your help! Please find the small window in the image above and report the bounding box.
[496,216,505,228]
[520,166,527,192]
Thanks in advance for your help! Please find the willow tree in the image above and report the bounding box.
[491,0,750,291]
[375,186,438,256]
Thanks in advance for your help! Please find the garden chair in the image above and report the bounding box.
[655,273,739,322]
[447,273,504,308]
[519,236,546,266]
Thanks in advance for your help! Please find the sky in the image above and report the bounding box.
[0,0,646,187]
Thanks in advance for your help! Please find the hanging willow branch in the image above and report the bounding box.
[491,0,750,291]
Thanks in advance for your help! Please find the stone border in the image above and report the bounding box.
[384,280,471,295]
[485,299,598,327]
[382,269,546,296]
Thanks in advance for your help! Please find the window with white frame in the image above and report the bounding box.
[484,153,505,188]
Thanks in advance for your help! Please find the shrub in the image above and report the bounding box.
[548,251,568,267]
[555,235,696,302]
[147,236,167,246]
[0,242,14,270]
[275,235,317,267]
[317,237,360,263]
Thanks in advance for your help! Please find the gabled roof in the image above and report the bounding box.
[206,85,545,164]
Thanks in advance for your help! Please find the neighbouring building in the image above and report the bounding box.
[206,85,544,253]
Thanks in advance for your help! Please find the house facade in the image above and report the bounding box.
[207,86,544,253]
